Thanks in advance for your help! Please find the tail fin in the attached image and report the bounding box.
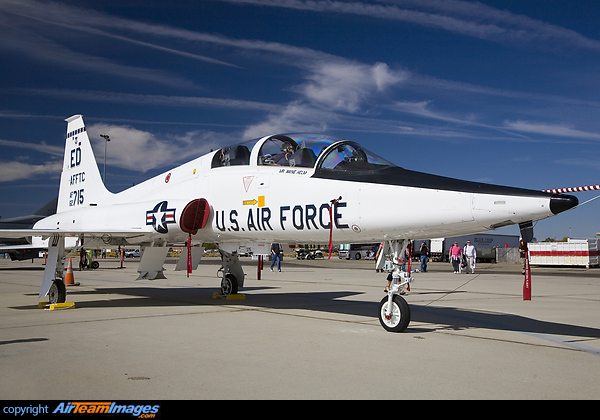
[57,115,111,213]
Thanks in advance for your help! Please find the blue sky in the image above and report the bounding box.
[1,0,599,240]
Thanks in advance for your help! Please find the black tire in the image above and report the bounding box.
[48,280,66,304]
[91,261,100,269]
[354,252,361,260]
[220,274,239,296]
[379,295,410,332]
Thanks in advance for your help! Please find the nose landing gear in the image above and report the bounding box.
[377,239,414,332]
[379,292,411,332]
[217,249,245,296]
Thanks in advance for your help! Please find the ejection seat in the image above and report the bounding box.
[288,148,317,167]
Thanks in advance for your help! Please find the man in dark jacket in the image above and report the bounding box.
[270,243,282,272]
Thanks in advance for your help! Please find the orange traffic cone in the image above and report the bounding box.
[65,258,78,286]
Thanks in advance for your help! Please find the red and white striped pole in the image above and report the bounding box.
[544,184,600,193]
[528,183,600,299]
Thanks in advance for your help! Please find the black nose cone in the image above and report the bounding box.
[550,194,579,215]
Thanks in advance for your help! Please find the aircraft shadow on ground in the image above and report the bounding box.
[13,285,600,340]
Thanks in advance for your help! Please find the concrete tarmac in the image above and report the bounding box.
[1,256,599,399]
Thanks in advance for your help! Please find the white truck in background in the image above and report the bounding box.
[422,234,519,262]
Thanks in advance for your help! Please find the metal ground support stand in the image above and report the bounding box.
[136,246,168,280]
[378,239,414,332]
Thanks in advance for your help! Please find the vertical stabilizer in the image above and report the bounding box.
[57,115,111,213]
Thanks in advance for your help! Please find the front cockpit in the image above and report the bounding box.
[317,140,396,172]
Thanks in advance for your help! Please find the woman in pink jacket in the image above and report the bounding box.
[449,242,463,273]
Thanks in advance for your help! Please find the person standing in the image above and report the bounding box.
[449,242,462,273]
[419,242,429,272]
[463,240,477,274]
[270,243,282,272]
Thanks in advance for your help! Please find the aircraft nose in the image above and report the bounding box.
[550,194,579,215]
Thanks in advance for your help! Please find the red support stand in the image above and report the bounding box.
[523,242,531,300]
[257,255,263,280]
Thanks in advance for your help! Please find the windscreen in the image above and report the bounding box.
[318,141,396,172]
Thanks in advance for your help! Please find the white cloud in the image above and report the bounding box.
[504,120,600,140]
[553,157,600,171]
[391,100,488,127]
[296,61,406,113]
[87,124,232,172]
[0,0,326,68]
[0,30,197,89]
[19,89,279,113]
[0,160,62,182]
[0,123,235,182]
[243,102,331,139]
[0,138,63,157]
[243,62,406,137]
[220,0,600,51]
[372,62,404,91]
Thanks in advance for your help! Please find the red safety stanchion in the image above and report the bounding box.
[523,242,531,300]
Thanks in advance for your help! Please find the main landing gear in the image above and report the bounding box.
[220,273,238,296]
[377,240,414,332]
[48,279,66,305]
[217,250,245,296]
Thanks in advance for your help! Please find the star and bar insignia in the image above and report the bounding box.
[146,201,176,233]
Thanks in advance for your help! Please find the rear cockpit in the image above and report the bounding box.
[211,143,252,167]
[210,133,396,172]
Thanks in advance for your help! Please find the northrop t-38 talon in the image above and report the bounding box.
[0,115,579,331]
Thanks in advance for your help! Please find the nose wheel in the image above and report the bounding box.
[379,294,410,332]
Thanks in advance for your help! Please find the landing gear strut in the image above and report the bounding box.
[217,249,245,296]
[377,239,414,332]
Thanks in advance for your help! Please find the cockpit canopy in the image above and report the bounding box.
[211,134,396,172]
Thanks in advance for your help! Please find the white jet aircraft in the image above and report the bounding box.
[0,115,579,332]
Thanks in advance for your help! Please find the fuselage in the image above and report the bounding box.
[34,133,578,247]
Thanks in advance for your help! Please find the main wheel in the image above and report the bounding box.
[379,295,410,332]
[220,274,239,296]
[48,279,66,304]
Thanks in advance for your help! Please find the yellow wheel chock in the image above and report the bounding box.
[38,302,76,310]
[212,293,245,300]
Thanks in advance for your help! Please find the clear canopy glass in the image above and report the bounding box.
[212,133,396,171]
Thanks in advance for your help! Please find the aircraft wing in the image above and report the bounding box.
[0,243,42,250]
[0,243,47,261]
[0,228,158,250]
[0,228,144,238]
[0,229,64,239]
